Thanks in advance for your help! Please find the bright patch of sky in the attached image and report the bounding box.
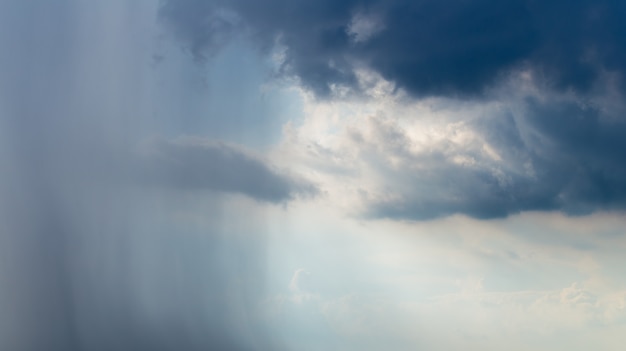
[221,197,626,351]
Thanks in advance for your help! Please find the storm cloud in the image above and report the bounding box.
[137,137,317,202]
[160,0,626,97]
[369,97,626,220]
[159,0,626,220]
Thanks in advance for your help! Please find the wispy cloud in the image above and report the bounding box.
[136,136,317,203]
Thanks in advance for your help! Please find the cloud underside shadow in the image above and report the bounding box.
[137,137,317,203]
[358,97,626,220]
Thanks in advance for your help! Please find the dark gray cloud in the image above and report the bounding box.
[159,0,626,220]
[160,0,626,97]
[359,95,626,220]
[137,137,317,202]
[522,97,626,212]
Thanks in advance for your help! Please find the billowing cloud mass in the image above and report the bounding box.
[273,70,626,220]
[161,0,626,220]
[160,0,626,97]
[366,91,626,220]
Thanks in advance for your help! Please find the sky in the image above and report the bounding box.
[1,0,626,350]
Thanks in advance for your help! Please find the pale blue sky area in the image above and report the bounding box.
[148,40,304,148]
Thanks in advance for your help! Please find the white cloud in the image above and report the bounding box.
[347,12,385,43]
[273,68,626,220]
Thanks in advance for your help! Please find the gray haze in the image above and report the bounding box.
[0,0,288,350]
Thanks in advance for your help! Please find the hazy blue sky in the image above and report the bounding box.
[2,0,626,350]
